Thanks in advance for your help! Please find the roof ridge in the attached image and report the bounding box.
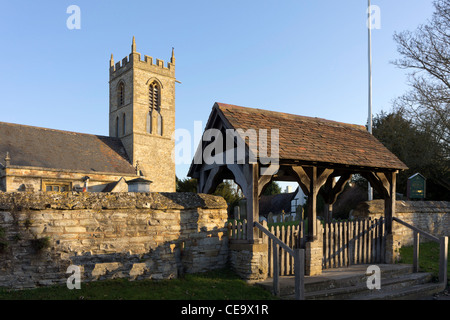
[215,102,367,131]
[0,121,116,140]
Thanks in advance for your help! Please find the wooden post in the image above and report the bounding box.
[439,236,448,285]
[413,231,420,273]
[308,166,318,240]
[294,248,305,300]
[306,167,333,240]
[384,172,396,235]
[245,163,259,242]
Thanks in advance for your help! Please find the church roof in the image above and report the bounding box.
[198,103,408,171]
[0,121,136,175]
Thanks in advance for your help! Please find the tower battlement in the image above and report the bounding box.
[109,37,175,78]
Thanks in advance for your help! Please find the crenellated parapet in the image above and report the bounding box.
[109,37,175,80]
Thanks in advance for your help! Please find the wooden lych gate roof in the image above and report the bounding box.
[205,103,407,171]
[189,102,407,242]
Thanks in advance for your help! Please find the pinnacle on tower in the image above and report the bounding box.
[132,36,136,53]
[171,47,175,64]
[110,53,114,67]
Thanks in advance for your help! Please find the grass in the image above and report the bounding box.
[0,268,277,300]
[399,241,450,284]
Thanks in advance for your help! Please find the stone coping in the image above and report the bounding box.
[353,199,450,216]
[0,191,227,211]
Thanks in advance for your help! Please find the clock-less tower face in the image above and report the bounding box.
[109,37,176,192]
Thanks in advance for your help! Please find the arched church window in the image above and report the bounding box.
[118,81,125,107]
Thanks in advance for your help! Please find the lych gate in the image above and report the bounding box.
[188,103,408,279]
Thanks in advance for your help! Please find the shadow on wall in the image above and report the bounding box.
[0,192,229,289]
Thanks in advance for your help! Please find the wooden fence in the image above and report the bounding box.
[267,221,306,276]
[227,219,306,276]
[323,218,385,269]
[227,217,386,277]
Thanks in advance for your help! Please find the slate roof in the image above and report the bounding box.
[0,121,136,175]
[215,102,408,171]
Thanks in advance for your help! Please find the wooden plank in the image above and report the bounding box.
[294,248,305,300]
[323,222,327,269]
[348,220,354,266]
[439,236,448,284]
[358,220,363,264]
[273,243,279,296]
[337,221,342,267]
[365,219,369,263]
[375,219,380,263]
[368,219,372,264]
[343,221,348,267]
[413,231,420,273]
[330,222,337,268]
[268,229,273,277]
[381,217,386,263]
[281,225,285,276]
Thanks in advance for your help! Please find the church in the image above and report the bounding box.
[0,38,177,193]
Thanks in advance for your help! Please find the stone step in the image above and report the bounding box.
[255,264,445,300]
[256,264,413,296]
[304,272,434,300]
[349,282,446,300]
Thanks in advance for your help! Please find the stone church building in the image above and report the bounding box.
[0,38,176,193]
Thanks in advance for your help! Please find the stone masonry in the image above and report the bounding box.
[109,38,176,192]
[0,192,228,289]
[352,200,450,262]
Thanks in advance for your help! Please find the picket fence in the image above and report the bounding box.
[323,218,386,269]
[227,218,306,276]
[227,217,386,275]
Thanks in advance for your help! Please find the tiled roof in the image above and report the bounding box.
[215,103,408,170]
[0,121,136,175]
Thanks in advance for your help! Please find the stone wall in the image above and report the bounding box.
[0,192,228,289]
[352,200,450,261]
[1,166,138,192]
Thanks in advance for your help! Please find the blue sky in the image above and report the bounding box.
[0,0,436,183]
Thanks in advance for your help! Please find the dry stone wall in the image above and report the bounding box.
[352,200,450,261]
[0,192,228,289]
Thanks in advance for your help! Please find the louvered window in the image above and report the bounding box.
[149,82,160,109]
[118,82,125,107]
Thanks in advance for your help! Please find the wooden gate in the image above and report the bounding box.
[227,219,306,277]
[322,218,385,269]
[267,221,306,277]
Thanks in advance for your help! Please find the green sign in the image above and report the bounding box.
[407,173,426,199]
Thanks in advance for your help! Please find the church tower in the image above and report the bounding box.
[109,37,176,192]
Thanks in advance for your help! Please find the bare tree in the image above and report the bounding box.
[392,0,450,156]
[392,0,450,192]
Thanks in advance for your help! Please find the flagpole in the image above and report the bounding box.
[368,0,374,201]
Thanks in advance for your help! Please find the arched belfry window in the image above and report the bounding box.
[148,81,163,136]
[118,82,125,107]
[149,82,160,110]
